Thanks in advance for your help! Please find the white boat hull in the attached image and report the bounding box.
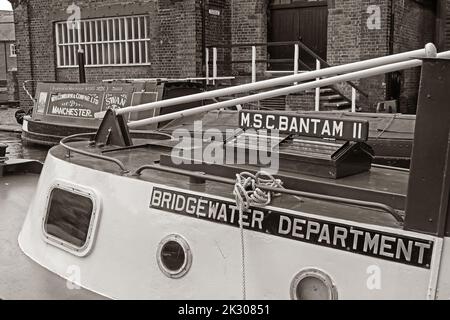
[17,150,441,299]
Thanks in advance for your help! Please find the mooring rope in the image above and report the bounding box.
[23,80,37,104]
[233,171,289,300]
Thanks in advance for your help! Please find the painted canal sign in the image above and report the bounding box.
[48,92,101,119]
[33,83,135,123]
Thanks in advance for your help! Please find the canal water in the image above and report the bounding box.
[1,132,49,162]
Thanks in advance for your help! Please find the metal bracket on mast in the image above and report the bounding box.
[94,109,133,147]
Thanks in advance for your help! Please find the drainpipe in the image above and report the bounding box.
[386,0,395,100]
[201,0,206,89]
[26,1,35,103]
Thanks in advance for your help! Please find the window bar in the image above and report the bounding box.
[113,18,117,64]
[62,24,67,66]
[67,24,72,66]
[101,20,106,65]
[90,21,94,65]
[131,17,135,64]
[57,15,151,67]
[125,17,130,64]
[56,23,61,67]
[95,20,100,65]
[138,17,142,63]
[83,20,89,65]
[107,19,111,65]
[74,24,78,66]
[75,20,79,49]
[67,24,75,66]
[144,16,149,63]
[77,20,82,53]
[119,18,123,64]
[72,23,77,66]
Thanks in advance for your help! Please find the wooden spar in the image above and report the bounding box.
[127,49,450,129]
[116,44,437,116]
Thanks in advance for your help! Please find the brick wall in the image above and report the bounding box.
[286,92,315,111]
[231,0,268,79]
[13,0,205,108]
[14,2,34,108]
[152,0,198,78]
[327,0,391,112]
[392,0,436,113]
[327,0,436,113]
[13,0,439,112]
[436,0,449,51]
[204,0,232,76]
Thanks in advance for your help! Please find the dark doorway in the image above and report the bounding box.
[268,0,328,71]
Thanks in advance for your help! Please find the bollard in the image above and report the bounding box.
[0,143,7,163]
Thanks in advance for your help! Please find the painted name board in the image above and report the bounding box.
[48,92,101,118]
[43,86,133,119]
[150,187,433,269]
[239,110,369,142]
[104,93,129,110]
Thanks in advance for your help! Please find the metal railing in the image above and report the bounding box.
[115,44,447,129]
[60,133,129,173]
[206,40,370,111]
[206,41,303,85]
[117,43,438,120]
[134,164,403,222]
[297,39,369,112]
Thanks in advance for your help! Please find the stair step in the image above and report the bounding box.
[320,94,343,101]
[261,102,286,105]
[322,101,351,109]
[320,88,334,94]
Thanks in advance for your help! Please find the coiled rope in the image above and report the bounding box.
[233,171,299,300]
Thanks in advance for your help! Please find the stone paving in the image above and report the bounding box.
[0,106,48,162]
[0,107,21,132]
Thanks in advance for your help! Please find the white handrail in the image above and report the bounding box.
[351,88,357,113]
[293,43,299,78]
[205,48,209,85]
[127,50,449,129]
[251,46,257,83]
[315,59,320,111]
[116,43,437,116]
[293,43,299,85]
[213,48,217,85]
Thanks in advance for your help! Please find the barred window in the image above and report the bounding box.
[55,15,150,67]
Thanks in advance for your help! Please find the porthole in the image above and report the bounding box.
[157,234,192,279]
[42,181,101,257]
[290,268,338,300]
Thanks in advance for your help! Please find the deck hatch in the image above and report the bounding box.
[42,182,100,256]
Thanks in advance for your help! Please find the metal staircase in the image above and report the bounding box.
[204,40,368,112]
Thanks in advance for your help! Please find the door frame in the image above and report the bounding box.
[267,0,329,72]
[269,0,328,10]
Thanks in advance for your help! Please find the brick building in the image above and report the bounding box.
[10,0,449,112]
[0,10,17,104]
